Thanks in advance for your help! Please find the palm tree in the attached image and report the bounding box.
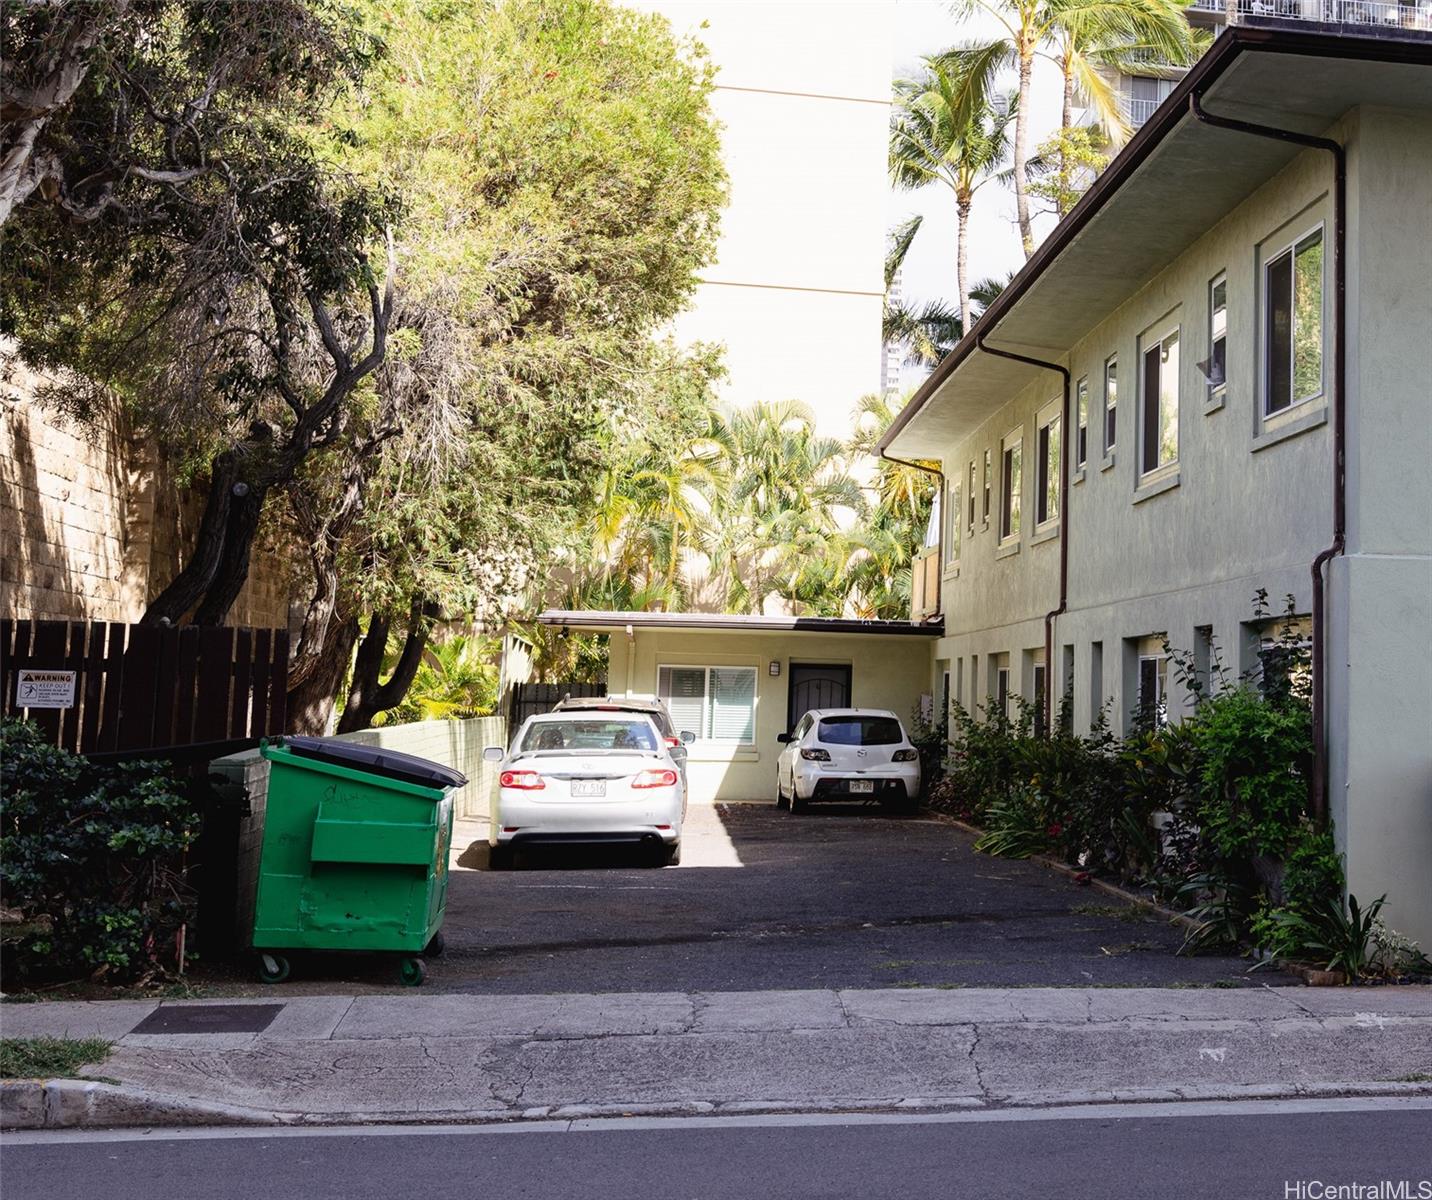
[948,0,1195,257]
[890,59,1014,327]
[704,401,863,614]
[1049,0,1199,150]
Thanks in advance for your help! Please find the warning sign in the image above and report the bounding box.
[15,670,77,709]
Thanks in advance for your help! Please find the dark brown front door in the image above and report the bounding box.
[787,663,852,732]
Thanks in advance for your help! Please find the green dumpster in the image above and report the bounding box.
[251,735,467,987]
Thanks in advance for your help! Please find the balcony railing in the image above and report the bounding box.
[1189,0,1431,27]
[1121,96,1164,129]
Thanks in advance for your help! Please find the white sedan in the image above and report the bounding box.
[775,708,921,814]
[483,712,685,868]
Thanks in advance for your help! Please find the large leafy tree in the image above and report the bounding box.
[283,0,727,732]
[2,0,395,627]
[890,58,1014,326]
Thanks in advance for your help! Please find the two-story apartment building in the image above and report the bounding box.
[883,25,1432,943]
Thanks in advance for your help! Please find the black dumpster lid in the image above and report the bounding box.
[278,735,468,791]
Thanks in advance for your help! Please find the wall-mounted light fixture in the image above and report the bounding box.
[768,660,781,677]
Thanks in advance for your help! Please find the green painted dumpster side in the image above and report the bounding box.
[252,743,455,954]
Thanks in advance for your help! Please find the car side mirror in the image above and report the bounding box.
[776,733,793,744]
[482,746,505,763]
[680,731,696,745]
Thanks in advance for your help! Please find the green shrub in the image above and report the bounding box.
[1,719,199,985]
[1189,685,1312,862]
[971,786,1052,859]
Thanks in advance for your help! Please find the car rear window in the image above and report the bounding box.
[816,717,903,746]
[521,719,658,753]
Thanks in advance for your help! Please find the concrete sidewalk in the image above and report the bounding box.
[3,986,1431,1128]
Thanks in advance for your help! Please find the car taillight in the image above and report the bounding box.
[632,769,678,789]
[664,736,681,748]
[893,749,919,762]
[800,748,830,762]
[500,770,546,790]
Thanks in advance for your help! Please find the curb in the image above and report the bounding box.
[0,1078,278,1130]
[925,809,1203,932]
[5,1077,1430,1131]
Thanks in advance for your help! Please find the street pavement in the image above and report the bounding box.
[5,985,1430,1125]
[5,1098,1432,1199]
[215,801,1287,995]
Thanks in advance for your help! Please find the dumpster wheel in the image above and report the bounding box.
[422,930,445,958]
[257,953,291,985]
[398,957,426,987]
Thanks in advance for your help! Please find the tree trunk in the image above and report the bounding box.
[336,597,435,733]
[0,3,117,226]
[956,194,972,333]
[139,450,239,626]
[191,482,269,626]
[1060,61,1076,217]
[286,613,360,735]
[1014,49,1035,259]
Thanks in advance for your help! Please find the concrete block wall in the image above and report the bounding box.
[0,351,291,627]
[214,716,507,944]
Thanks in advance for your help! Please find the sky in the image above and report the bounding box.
[889,0,1065,353]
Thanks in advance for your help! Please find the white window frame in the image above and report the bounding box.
[1138,316,1181,482]
[944,477,961,569]
[1137,654,1169,727]
[967,459,977,536]
[995,665,1011,721]
[1035,398,1060,532]
[1261,222,1326,421]
[656,664,757,747]
[999,427,1023,544]
[1103,354,1118,459]
[981,448,992,528]
[1074,376,1089,473]
[1206,271,1228,410]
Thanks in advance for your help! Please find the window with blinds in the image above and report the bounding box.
[657,665,757,745]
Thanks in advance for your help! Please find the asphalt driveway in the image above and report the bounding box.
[406,801,1287,994]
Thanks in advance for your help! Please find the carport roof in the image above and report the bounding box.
[879,22,1432,461]
[537,610,943,637]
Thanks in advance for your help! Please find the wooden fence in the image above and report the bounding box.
[508,680,608,727]
[1,619,288,754]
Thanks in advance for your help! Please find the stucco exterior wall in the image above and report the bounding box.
[918,105,1432,943]
[932,133,1339,733]
[1332,106,1432,946]
[630,1,889,436]
[609,629,937,802]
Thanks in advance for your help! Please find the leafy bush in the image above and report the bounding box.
[1189,685,1312,862]
[1,720,199,985]
[972,787,1052,859]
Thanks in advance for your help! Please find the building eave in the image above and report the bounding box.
[878,23,1432,462]
[537,610,944,637]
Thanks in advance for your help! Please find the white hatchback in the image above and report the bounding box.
[483,712,686,868]
[775,708,921,814]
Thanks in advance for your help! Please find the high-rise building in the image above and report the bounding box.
[881,266,904,395]
[630,2,892,436]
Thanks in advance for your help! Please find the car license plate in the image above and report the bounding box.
[570,779,606,798]
[849,780,874,794]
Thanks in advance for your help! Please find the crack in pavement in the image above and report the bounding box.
[967,1023,989,1098]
